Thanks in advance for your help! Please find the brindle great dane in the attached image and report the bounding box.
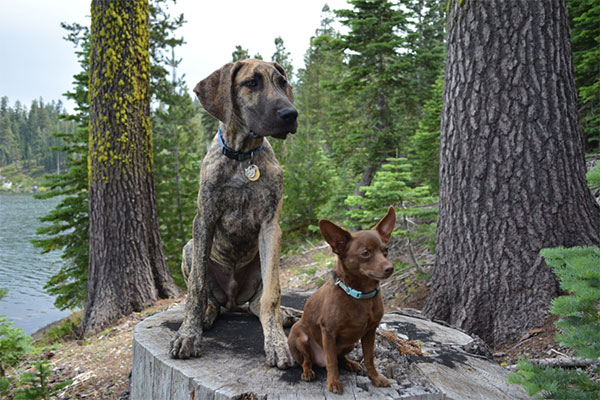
[169,59,298,369]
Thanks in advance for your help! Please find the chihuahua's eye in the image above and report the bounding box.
[361,250,370,257]
[278,76,287,88]
[382,247,388,256]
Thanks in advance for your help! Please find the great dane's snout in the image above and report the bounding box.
[277,107,298,122]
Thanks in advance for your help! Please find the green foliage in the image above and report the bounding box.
[0,307,72,399]
[38,313,82,346]
[274,6,345,244]
[509,246,600,399]
[148,0,185,102]
[272,36,294,83]
[329,0,408,182]
[13,360,72,400]
[31,22,90,311]
[542,246,600,358]
[587,162,600,188]
[567,0,600,150]
[153,86,205,286]
[323,0,446,198]
[409,74,444,193]
[0,315,32,373]
[0,376,11,399]
[345,157,437,233]
[509,356,599,399]
[0,97,76,175]
[232,44,250,62]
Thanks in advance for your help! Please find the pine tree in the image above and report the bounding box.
[34,1,188,312]
[409,74,443,193]
[331,0,408,195]
[83,0,181,335]
[32,23,91,311]
[0,98,72,172]
[272,36,294,82]
[275,5,345,241]
[0,102,18,165]
[153,68,204,285]
[567,0,600,151]
[232,44,250,61]
[345,156,436,228]
[424,0,600,345]
[401,0,445,105]
[14,360,72,400]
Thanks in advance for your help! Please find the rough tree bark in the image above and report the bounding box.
[423,0,600,346]
[82,0,180,336]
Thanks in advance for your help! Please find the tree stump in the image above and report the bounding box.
[131,292,528,399]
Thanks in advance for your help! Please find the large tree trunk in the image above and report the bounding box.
[82,0,180,336]
[423,0,600,346]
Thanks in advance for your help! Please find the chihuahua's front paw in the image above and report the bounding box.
[301,368,316,381]
[327,378,343,394]
[264,331,294,369]
[342,357,363,372]
[369,373,390,387]
[169,327,203,359]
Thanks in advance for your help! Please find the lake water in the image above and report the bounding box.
[0,193,72,334]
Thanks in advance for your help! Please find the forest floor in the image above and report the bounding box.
[12,236,566,399]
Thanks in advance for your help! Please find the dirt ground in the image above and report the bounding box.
[9,241,565,399]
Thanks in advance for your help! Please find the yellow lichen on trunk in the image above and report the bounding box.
[88,0,152,184]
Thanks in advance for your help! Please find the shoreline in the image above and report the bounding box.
[30,311,80,341]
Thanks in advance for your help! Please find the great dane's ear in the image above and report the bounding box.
[319,219,352,256]
[194,62,240,123]
[373,206,396,244]
[271,61,294,103]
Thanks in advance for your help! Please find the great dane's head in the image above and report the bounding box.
[194,59,298,139]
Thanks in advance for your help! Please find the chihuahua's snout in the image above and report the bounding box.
[384,264,393,276]
[382,263,394,278]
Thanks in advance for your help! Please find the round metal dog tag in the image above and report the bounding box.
[244,164,260,181]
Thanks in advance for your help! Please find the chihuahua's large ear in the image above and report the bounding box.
[193,62,239,124]
[373,206,396,243]
[319,219,352,255]
[271,61,294,102]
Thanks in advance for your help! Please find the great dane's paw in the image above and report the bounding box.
[169,329,203,359]
[264,331,294,369]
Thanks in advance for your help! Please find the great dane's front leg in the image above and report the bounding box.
[169,212,214,359]
[257,200,294,369]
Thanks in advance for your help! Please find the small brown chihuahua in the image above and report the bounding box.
[287,206,396,394]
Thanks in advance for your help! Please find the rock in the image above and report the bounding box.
[130,293,528,400]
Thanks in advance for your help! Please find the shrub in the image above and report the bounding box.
[509,246,600,399]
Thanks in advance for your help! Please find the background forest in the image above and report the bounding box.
[0,0,595,299]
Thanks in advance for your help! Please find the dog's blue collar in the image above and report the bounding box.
[330,270,379,300]
[218,127,264,161]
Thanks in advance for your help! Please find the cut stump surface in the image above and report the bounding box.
[131,292,528,399]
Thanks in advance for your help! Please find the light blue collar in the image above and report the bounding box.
[330,270,379,300]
